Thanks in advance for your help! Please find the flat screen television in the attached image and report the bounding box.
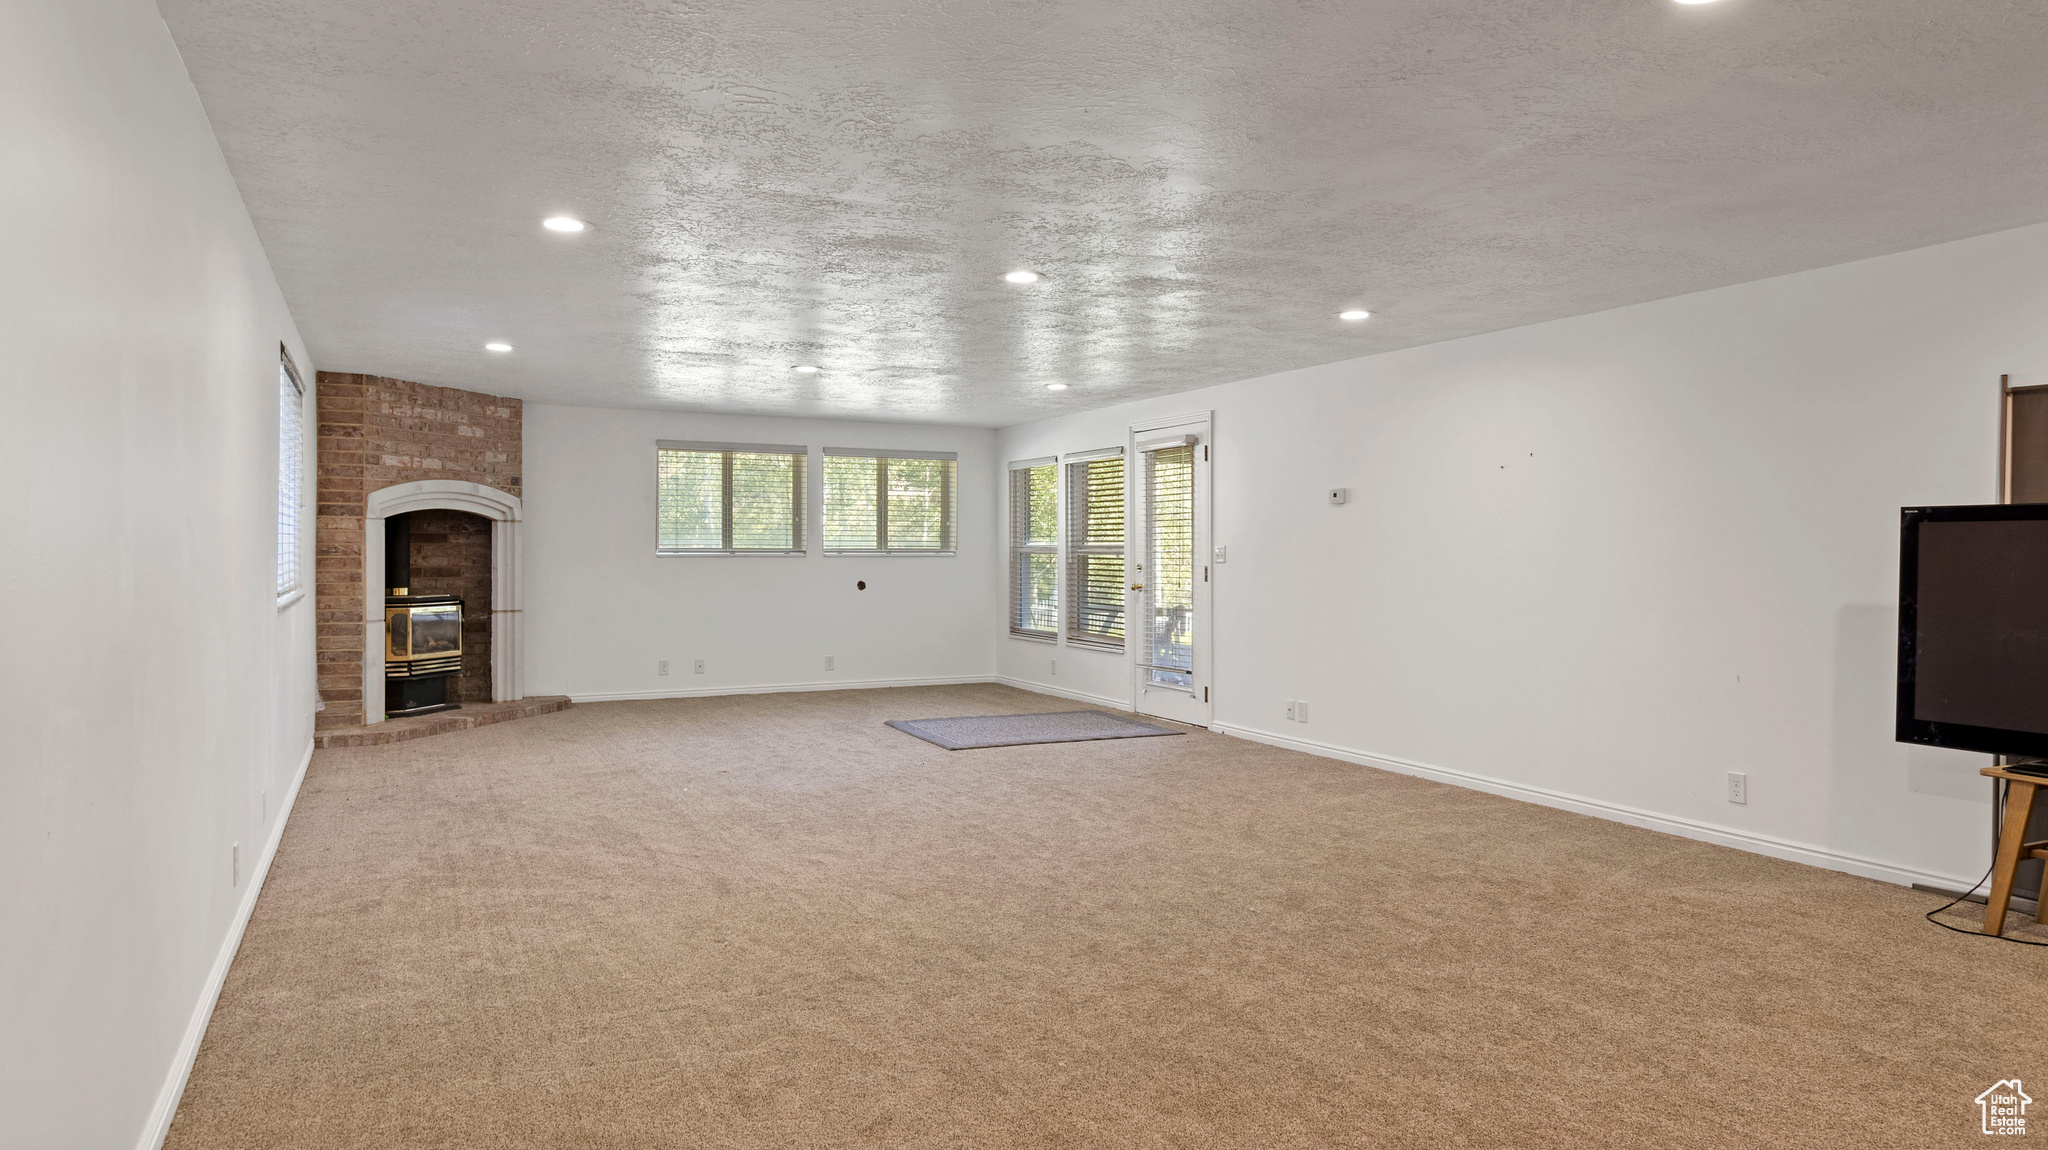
[1897,503,2048,759]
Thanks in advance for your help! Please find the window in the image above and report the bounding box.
[656,441,806,554]
[1065,450,1125,649]
[822,449,958,553]
[277,351,305,601]
[1009,458,1058,638]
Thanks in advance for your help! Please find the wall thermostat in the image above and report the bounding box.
[1327,487,1349,506]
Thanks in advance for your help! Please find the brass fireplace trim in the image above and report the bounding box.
[385,600,463,664]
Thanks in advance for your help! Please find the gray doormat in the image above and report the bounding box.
[885,710,1186,750]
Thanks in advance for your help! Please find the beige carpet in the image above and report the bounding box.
[168,684,2048,1148]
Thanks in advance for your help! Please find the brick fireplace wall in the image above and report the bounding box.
[315,373,522,729]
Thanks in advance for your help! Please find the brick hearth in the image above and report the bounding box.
[312,696,572,749]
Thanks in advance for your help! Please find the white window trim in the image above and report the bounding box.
[821,447,959,556]
[276,348,307,607]
[1064,449,1126,652]
[1009,457,1059,640]
[655,440,808,556]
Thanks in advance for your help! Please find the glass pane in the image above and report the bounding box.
[1082,457,1122,545]
[1077,552,1125,642]
[1145,446,1194,688]
[657,450,722,550]
[824,455,878,549]
[730,452,796,550]
[887,458,950,550]
[1028,464,1057,544]
[412,606,461,655]
[1020,552,1058,633]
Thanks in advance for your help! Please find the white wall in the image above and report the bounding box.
[524,405,998,700]
[0,3,314,1148]
[998,221,2048,891]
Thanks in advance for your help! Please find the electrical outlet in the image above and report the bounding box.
[1285,699,1296,721]
[825,655,835,671]
[260,789,268,824]
[1051,658,1058,676]
[1213,545,1228,563]
[1297,700,1309,723]
[231,842,241,887]
[658,659,670,676]
[1727,772,1748,805]
[693,659,705,675]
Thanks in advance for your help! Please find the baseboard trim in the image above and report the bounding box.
[1212,722,1981,892]
[992,676,1133,712]
[136,738,313,1150]
[568,674,993,704]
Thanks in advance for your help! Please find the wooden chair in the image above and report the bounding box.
[1981,766,2048,936]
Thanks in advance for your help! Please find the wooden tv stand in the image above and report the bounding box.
[1980,765,2048,937]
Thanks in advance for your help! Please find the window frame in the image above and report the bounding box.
[821,447,959,556]
[655,439,808,556]
[1063,448,1126,651]
[1008,457,1059,642]
[276,348,306,607]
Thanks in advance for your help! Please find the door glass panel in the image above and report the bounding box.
[1143,445,1194,690]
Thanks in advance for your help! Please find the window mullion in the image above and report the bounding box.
[940,460,953,552]
[792,452,805,551]
[721,451,735,551]
[875,457,890,550]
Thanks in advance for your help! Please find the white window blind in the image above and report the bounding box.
[1065,451,1124,649]
[276,352,305,600]
[656,441,806,554]
[1009,458,1058,638]
[822,448,958,553]
[1141,444,1196,689]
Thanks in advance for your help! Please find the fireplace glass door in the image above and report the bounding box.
[408,605,461,658]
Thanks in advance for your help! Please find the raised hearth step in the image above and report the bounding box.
[312,696,571,749]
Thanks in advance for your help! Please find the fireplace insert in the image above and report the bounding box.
[386,593,462,716]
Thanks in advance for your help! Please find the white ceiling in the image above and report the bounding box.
[160,0,2048,427]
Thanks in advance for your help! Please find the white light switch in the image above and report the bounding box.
[1327,487,1349,506]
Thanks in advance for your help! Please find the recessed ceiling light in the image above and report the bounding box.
[484,342,513,352]
[541,216,588,233]
[1003,270,1042,285]
[1338,309,1372,322]
[1045,383,1068,391]
[793,365,821,373]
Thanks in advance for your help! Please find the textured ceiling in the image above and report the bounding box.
[160,0,2048,426]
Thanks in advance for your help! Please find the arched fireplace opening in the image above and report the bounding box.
[384,509,494,714]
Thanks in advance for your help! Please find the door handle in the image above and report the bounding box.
[1130,584,1144,591]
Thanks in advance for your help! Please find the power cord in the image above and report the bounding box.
[1924,777,2048,947]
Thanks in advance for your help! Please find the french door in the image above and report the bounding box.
[1131,415,1211,726]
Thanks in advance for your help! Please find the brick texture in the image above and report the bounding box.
[406,509,494,703]
[315,373,522,730]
